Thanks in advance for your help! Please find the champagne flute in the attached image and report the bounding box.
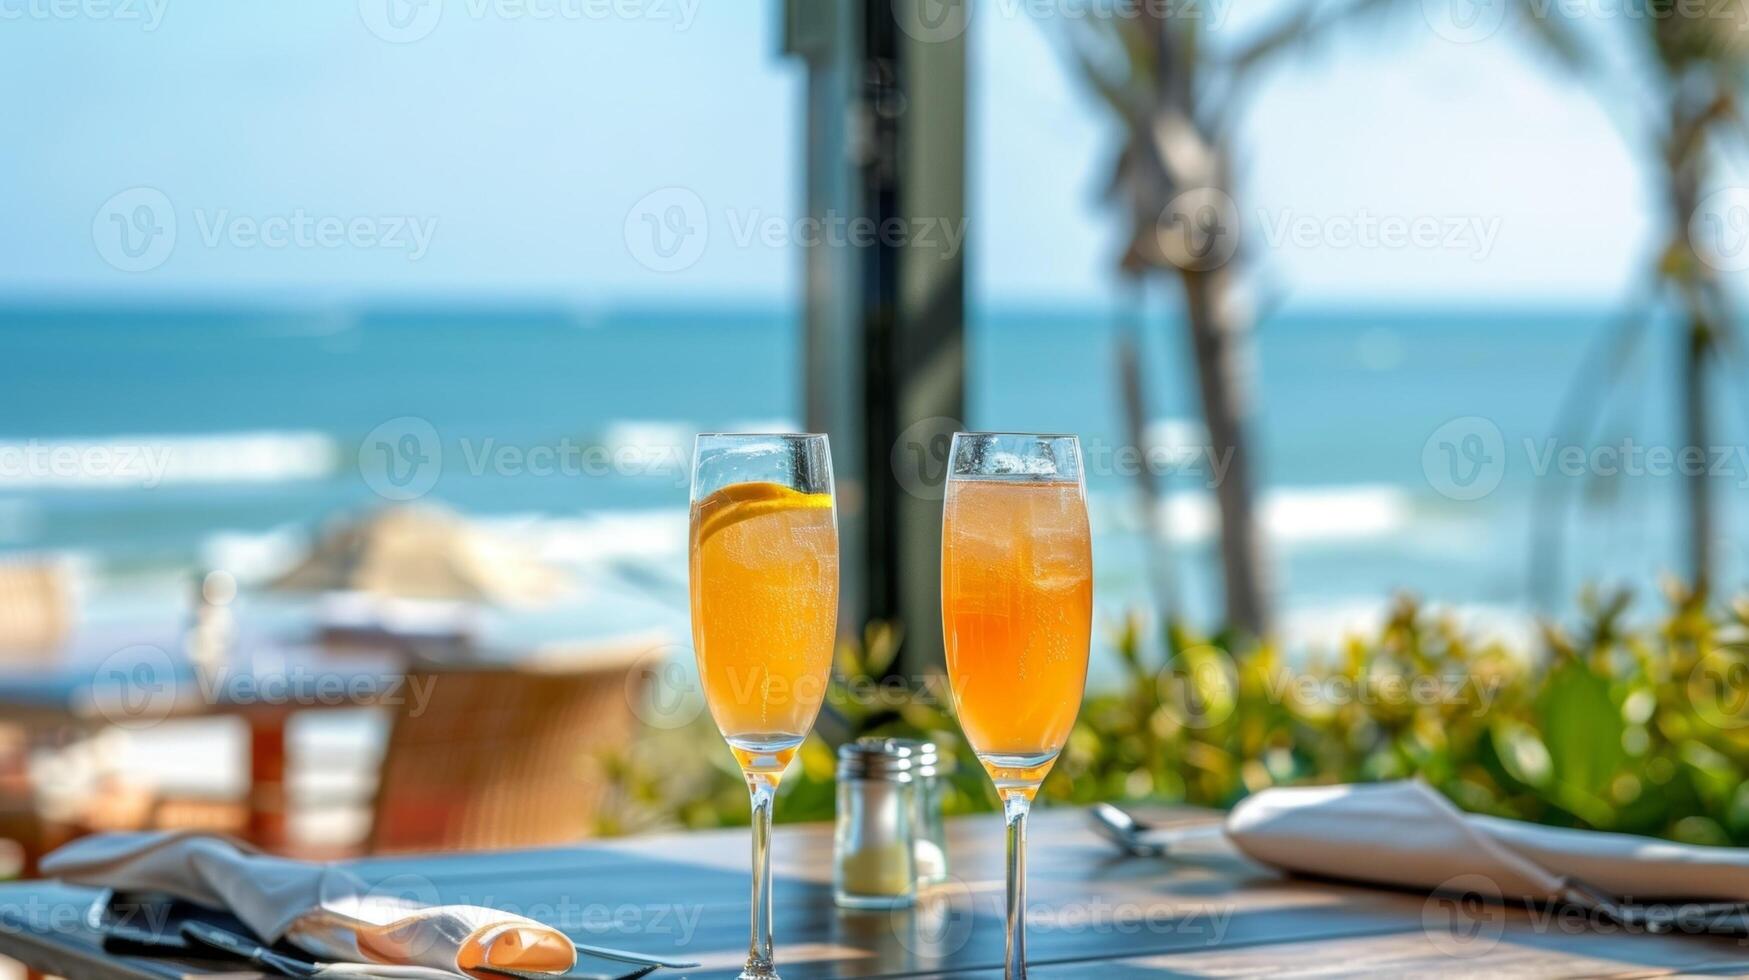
[940,433,1092,979]
[689,433,838,980]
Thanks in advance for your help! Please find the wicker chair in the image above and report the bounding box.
[0,559,71,660]
[364,642,652,854]
[0,559,73,882]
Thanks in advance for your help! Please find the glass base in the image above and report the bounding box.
[728,733,803,776]
[976,750,1058,798]
[737,967,780,980]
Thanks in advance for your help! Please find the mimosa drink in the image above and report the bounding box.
[939,432,1090,980]
[941,476,1091,793]
[689,434,838,980]
[690,481,838,775]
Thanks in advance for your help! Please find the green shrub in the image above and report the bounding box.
[602,588,1749,845]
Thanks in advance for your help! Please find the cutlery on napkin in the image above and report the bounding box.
[43,831,576,979]
[1102,781,1749,927]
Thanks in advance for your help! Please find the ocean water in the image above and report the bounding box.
[1,302,1742,653]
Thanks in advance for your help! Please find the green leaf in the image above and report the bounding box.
[1534,661,1625,824]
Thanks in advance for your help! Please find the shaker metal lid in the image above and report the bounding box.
[882,737,940,776]
[839,737,942,779]
[837,737,918,781]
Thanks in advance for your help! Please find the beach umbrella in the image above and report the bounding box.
[267,505,566,606]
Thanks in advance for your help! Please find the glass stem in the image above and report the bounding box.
[1003,794,1031,980]
[744,773,778,979]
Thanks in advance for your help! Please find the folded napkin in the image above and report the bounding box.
[1221,781,1749,905]
[42,832,576,979]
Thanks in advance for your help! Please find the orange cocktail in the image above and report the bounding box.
[942,476,1091,792]
[690,480,838,775]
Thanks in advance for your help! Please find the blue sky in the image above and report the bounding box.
[0,0,1665,308]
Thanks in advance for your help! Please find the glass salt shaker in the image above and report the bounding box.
[834,738,918,909]
[905,739,949,884]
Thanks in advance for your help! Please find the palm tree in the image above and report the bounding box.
[1058,1,1401,636]
[1524,3,1748,600]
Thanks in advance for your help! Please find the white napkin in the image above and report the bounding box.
[42,831,577,979]
[1220,781,1749,904]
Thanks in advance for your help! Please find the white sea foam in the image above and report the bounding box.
[1106,483,1412,545]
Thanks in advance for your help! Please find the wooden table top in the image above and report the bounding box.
[3,806,1748,978]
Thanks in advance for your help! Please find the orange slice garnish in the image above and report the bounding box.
[693,481,831,547]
